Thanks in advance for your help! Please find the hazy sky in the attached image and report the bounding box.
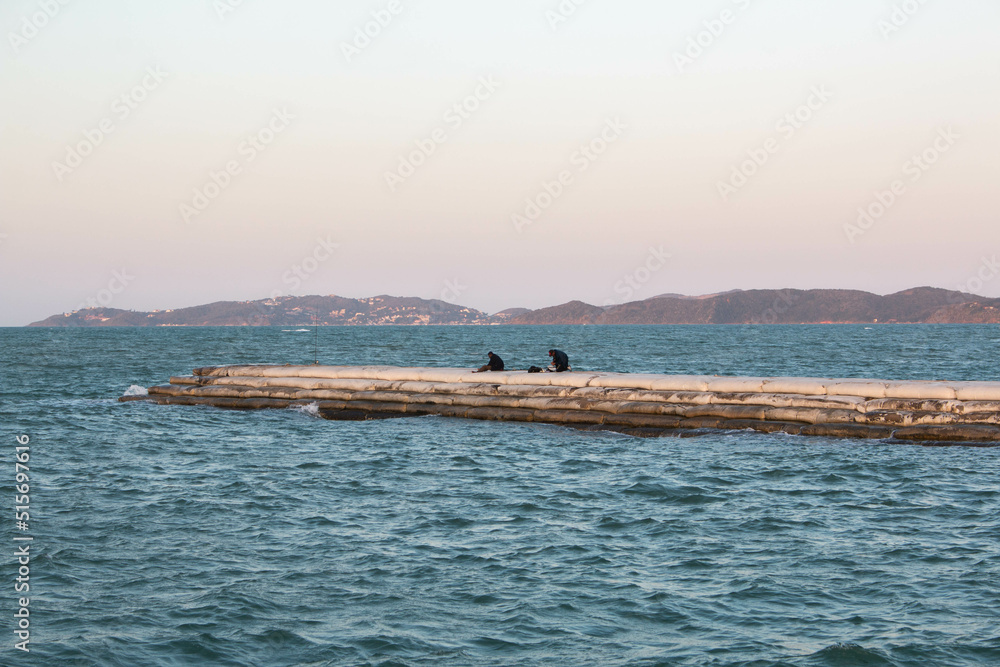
[2,0,998,325]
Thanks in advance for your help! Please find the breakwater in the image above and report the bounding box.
[124,365,1000,444]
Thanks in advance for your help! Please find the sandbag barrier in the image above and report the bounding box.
[119,365,1000,445]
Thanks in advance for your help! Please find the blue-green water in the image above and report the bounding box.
[2,325,999,666]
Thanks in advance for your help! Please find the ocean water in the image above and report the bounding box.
[2,325,999,666]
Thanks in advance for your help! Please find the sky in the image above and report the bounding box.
[1,0,999,326]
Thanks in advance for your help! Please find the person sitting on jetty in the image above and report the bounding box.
[474,351,504,373]
[547,349,570,372]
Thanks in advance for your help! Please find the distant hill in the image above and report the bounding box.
[509,287,1000,325]
[511,301,607,325]
[492,308,531,322]
[651,289,743,301]
[30,295,497,327]
[27,288,1000,326]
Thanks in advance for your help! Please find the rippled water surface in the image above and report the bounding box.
[3,326,999,666]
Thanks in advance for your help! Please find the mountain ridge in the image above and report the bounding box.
[27,287,1000,326]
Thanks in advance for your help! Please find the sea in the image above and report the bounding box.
[2,325,999,667]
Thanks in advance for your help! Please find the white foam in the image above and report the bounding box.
[290,402,320,417]
[123,385,148,397]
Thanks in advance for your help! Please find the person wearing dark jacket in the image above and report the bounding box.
[474,352,504,373]
[547,349,570,372]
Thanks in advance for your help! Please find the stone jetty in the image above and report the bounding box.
[122,365,1000,445]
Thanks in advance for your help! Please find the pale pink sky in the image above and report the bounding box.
[2,0,999,325]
